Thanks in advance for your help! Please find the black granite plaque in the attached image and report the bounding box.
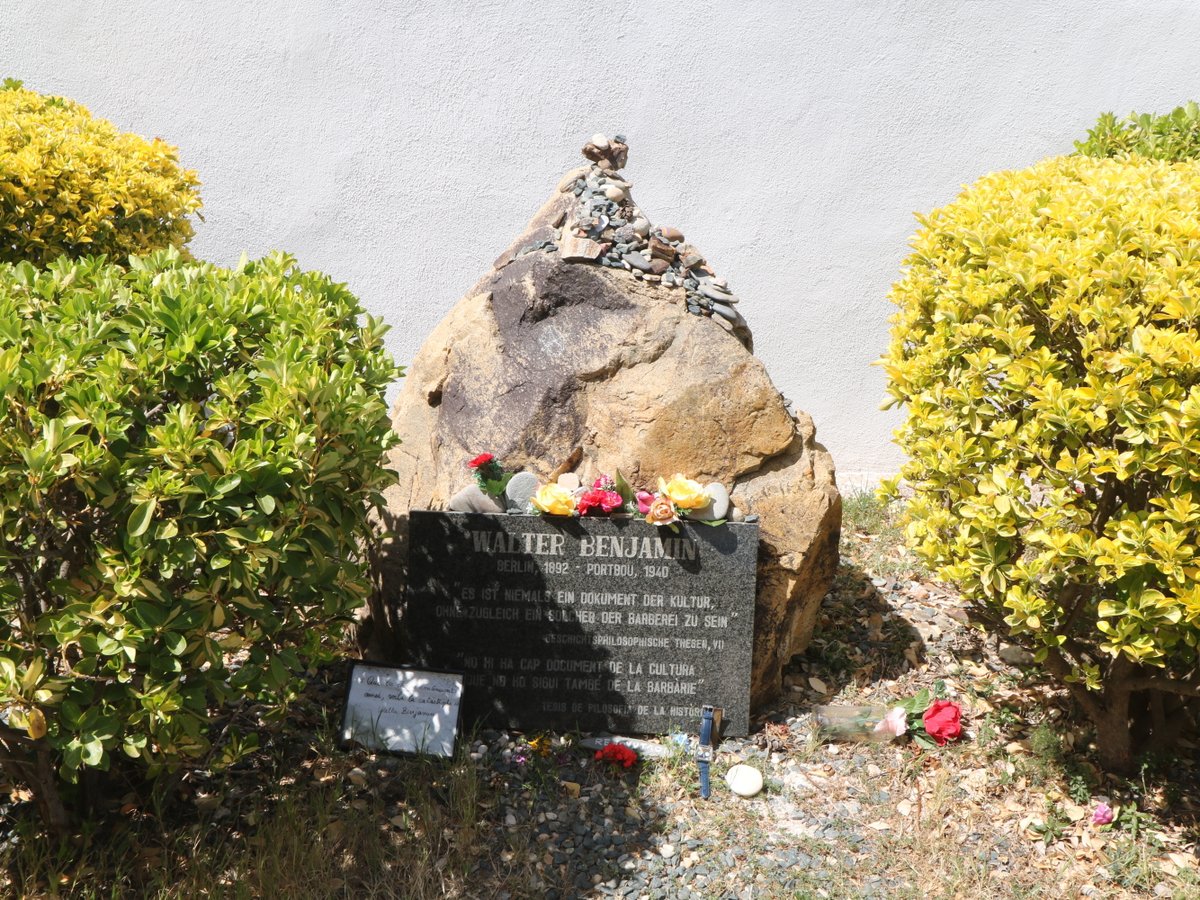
[404,511,757,736]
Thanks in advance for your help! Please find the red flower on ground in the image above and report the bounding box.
[922,699,963,745]
[595,743,638,768]
[467,452,494,469]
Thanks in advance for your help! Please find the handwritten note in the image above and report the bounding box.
[341,664,463,757]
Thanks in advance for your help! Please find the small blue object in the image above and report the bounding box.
[697,706,715,799]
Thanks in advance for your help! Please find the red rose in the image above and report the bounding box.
[576,489,625,515]
[576,489,608,515]
[922,699,962,745]
[467,452,494,469]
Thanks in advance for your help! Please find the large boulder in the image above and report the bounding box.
[375,136,841,706]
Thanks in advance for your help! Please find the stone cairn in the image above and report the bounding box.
[520,133,749,345]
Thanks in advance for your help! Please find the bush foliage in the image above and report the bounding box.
[1076,102,1200,161]
[882,155,1200,771]
[0,80,201,266]
[0,250,399,826]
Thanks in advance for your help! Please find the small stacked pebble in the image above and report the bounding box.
[550,133,748,336]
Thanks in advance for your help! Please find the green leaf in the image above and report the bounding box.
[163,632,186,655]
[614,470,635,505]
[122,734,147,758]
[901,689,930,715]
[213,474,242,495]
[128,498,157,537]
[912,732,938,750]
[81,738,104,767]
[480,473,513,497]
[257,494,276,514]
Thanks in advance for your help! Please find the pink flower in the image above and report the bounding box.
[873,707,908,738]
[593,474,616,492]
[636,491,654,514]
[1092,802,1114,826]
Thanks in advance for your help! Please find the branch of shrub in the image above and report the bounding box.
[1124,676,1200,699]
[1041,646,1104,722]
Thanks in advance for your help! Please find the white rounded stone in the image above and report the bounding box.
[724,763,764,797]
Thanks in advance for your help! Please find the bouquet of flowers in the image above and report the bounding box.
[467,452,513,498]
[531,470,726,530]
[815,687,963,749]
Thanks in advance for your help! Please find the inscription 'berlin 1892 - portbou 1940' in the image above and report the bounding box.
[404,511,757,735]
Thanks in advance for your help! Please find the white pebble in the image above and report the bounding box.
[725,763,764,797]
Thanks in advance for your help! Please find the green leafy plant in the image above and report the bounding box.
[0,249,400,829]
[1076,102,1200,161]
[0,79,201,266]
[881,154,1200,772]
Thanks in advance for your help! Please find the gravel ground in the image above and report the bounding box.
[438,558,1199,900]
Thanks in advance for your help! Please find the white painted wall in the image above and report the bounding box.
[4,1,1198,489]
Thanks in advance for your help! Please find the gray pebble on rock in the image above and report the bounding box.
[698,282,733,302]
[623,252,654,272]
[505,471,539,511]
[711,302,746,327]
[448,484,505,514]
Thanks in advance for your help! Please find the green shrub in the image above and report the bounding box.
[1076,102,1200,161]
[881,154,1200,772]
[0,250,399,828]
[0,79,201,266]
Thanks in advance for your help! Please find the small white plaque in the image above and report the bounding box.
[341,663,463,757]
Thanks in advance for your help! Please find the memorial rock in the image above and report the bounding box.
[376,135,841,705]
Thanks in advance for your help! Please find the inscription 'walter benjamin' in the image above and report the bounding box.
[470,529,699,561]
[406,511,757,736]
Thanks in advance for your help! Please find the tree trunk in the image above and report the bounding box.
[1,747,71,834]
[1093,668,1136,774]
[33,749,70,834]
[1093,706,1136,773]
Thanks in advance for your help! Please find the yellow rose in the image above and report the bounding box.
[658,474,708,510]
[645,495,679,526]
[531,483,575,516]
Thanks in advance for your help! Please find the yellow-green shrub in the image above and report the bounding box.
[0,250,399,829]
[0,80,201,265]
[882,155,1200,771]
[1076,102,1200,161]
